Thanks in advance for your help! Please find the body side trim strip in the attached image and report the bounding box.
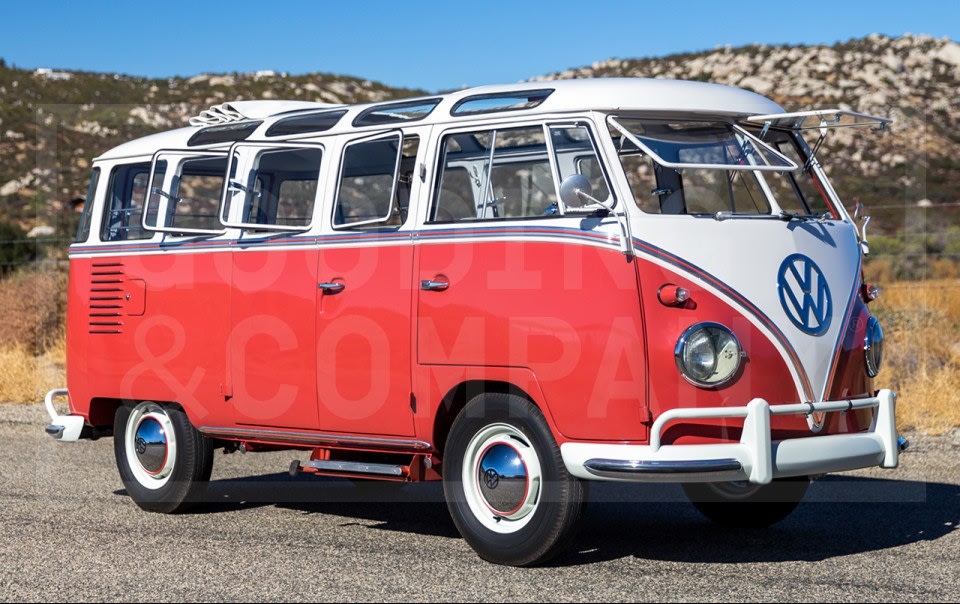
[199,426,432,452]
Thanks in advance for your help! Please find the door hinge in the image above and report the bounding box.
[409,393,417,413]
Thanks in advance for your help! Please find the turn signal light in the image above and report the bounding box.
[659,284,690,307]
[862,282,881,303]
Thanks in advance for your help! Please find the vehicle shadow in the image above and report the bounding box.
[115,474,958,564]
[118,472,460,539]
[556,475,959,566]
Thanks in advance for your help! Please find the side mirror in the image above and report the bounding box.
[559,174,611,210]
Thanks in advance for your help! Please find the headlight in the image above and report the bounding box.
[675,323,743,387]
[864,316,884,377]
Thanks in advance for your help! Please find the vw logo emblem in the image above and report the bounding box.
[777,254,832,335]
[483,468,500,490]
[135,436,147,455]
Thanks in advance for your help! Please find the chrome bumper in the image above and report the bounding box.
[561,390,900,485]
[43,388,86,442]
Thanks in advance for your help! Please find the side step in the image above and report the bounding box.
[304,459,406,477]
[289,457,414,481]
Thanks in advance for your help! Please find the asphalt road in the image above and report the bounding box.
[2,403,958,602]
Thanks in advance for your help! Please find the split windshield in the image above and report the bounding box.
[608,117,830,217]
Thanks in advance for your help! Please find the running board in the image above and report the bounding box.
[290,457,413,481]
[305,460,406,477]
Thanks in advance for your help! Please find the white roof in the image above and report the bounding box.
[98,78,785,160]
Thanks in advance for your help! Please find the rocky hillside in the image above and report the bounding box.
[1,33,958,240]
[0,65,424,237]
[533,34,960,237]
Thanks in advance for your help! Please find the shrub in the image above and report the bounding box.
[0,221,37,275]
[0,269,67,354]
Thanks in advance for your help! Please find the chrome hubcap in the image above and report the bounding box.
[477,443,528,515]
[124,402,177,490]
[462,423,543,534]
[134,416,168,474]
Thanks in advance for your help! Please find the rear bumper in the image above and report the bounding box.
[43,388,86,442]
[561,389,901,484]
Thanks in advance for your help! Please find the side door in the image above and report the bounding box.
[222,143,326,429]
[314,128,423,437]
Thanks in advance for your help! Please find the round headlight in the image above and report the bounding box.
[675,323,743,387]
[864,316,884,377]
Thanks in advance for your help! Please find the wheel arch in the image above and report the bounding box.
[432,379,543,458]
[88,397,188,430]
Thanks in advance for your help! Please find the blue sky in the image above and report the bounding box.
[2,1,956,91]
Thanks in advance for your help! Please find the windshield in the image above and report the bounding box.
[608,118,833,217]
[608,117,796,171]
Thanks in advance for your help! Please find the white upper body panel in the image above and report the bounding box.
[97,78,785,160]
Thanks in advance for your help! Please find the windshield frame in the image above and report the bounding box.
[599,113,852,221]
[607,115,799,172]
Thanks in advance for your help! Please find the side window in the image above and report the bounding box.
[101,161,166,241]
[772,138,830,214]
[334,134,418,228]
[167,156,228,232]
[549,125,611,208]
[430,126,558,222]
[75,168,100,243]
[238,147,322,228]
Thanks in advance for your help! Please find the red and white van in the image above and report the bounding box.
[45,79,902,566]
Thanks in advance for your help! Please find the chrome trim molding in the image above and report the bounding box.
[584,458,743,480]
[198,426,432,452]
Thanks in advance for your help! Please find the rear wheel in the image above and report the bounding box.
[443,393,584,566]
[682,476,810,527]
[114,402,214,513]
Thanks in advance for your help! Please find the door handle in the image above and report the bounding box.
[318,282,346,294]
[420,279,449,292]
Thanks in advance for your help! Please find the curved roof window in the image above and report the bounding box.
[352,98,442,127]
[451,89,553,116]
[265,110,348,137]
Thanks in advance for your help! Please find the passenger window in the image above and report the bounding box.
[237,147,322,228]
[101,161,166,241]
[334,134,418,228]
[430,126,558,222]
[549,125,611,208]
[167,156,228,232]
[75,168,100,243]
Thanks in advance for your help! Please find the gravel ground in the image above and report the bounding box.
[2,403,958,602]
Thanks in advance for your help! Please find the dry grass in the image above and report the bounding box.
[0,270,956,434]
[0,336,66,403]
[870,279,960,434]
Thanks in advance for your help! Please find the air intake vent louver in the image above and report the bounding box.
[88,263,127,334]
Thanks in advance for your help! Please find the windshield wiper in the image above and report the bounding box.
[713,211,833,222]
[778,211,832,223]
[713,211,782,221]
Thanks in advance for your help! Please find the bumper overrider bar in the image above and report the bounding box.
[561,390,901,484]
[44,389,86,442]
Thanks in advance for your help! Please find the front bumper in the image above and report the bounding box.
[561,390,900,484]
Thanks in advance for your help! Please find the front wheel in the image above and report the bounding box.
[443,393,585,567]
[682,476,810,527]
[114,402,214,514]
